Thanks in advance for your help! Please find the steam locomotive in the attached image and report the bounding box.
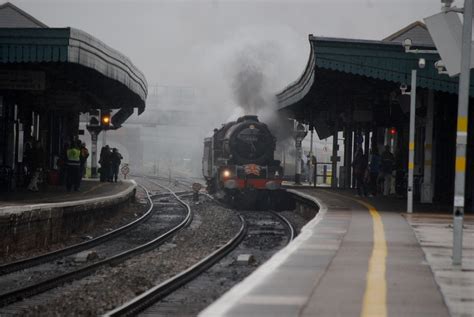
[202,115,283,208]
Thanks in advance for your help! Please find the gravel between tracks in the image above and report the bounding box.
[14,196,240,316]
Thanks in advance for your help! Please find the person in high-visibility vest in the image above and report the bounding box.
[66,140,81,191]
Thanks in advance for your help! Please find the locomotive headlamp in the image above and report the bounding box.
[249,124,255,129]
[222,170,231,178]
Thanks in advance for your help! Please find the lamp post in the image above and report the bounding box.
[294,123,307,185]
[407,69,417,214]
[421,0,471,266]
[451,0,472,265]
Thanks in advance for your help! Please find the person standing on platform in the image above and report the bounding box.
[99,145,111,182]
[380,145,395,196]
[110,148,123,183]
[77,140,89,188]
[66,141,81,191]
[79,142,89,178]
[368,147,381,197]
[311,154,317,186]
[352,148,368,197]
[27,141,45,192]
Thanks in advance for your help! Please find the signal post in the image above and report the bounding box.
[86,110,112,178]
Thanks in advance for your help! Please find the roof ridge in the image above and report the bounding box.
[382,21,426,42]
[0,2,48,28]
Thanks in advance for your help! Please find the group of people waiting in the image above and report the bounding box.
[352,145,395,197]
[99,145,123,182]
[22,139,124,191]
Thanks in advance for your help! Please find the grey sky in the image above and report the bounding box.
[12,0,441,91]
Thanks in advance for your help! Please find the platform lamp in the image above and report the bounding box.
[402,36,439,215]
[100,109,111,147]
[294,122,307,185]
[400,58,426,214]
[86,109,101,179]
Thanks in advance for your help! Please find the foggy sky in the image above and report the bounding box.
[9,0,447,175]
[12,0,441,91]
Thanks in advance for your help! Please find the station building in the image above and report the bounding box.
[278,22,474,211]
[0,2,147,189]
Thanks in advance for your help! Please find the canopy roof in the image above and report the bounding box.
[0,27,147,115]
[277,35,471,138]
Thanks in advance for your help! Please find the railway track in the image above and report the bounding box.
[0,185,154,276]
[1,173,306,316]
[104,208,296,317]
[0,180,193,310]
[105,214,247,317]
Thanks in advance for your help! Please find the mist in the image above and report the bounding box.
[17,0,441,178]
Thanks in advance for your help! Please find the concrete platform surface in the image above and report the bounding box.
[0,180,136,215]
[200,188,472,317]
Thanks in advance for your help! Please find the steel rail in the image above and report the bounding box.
[104,215,247,317]
[150,190,193,199]
[0,184,154,276]
[269,211,296,242]
[0,181,193,307]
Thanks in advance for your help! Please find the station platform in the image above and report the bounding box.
[200,187,474,317]
[0,179,137,255]
[0,180,135,211]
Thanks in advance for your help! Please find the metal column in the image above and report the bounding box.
[309,127,315,186]
[407,69,417,214]
[102,129,107,147]
[295,142,302,185]
[452,0,472,265]
[90,130,98,178]
[364,130,370,156]
[346,125,353,188]
[332,120,338,188]
[294,123,306,185]
[421,90,434,203]
[343,126,350,188]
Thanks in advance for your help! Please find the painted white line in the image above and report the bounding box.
[199,189,328,317]
[0,180,137,215]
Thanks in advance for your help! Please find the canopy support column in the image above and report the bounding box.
[421,89,434,203]
[332,120,338,188]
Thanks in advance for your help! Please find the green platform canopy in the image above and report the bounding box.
[0,27,147,120]
[277,36,470,138]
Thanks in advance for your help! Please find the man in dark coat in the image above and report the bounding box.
[110,148,123,182]
[99,145,111,182]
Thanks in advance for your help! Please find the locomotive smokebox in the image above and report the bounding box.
[224,115,275,166]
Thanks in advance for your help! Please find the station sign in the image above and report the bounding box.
[0,70,45,90]
[121,164,130,179]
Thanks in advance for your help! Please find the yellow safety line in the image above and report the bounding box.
[321,190,387,317]
[357,199,387,317]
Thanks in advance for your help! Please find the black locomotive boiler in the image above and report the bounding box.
[202,115,283,208]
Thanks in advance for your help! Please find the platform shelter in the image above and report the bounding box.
[0,3,147,190]
[277,22,474,211]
